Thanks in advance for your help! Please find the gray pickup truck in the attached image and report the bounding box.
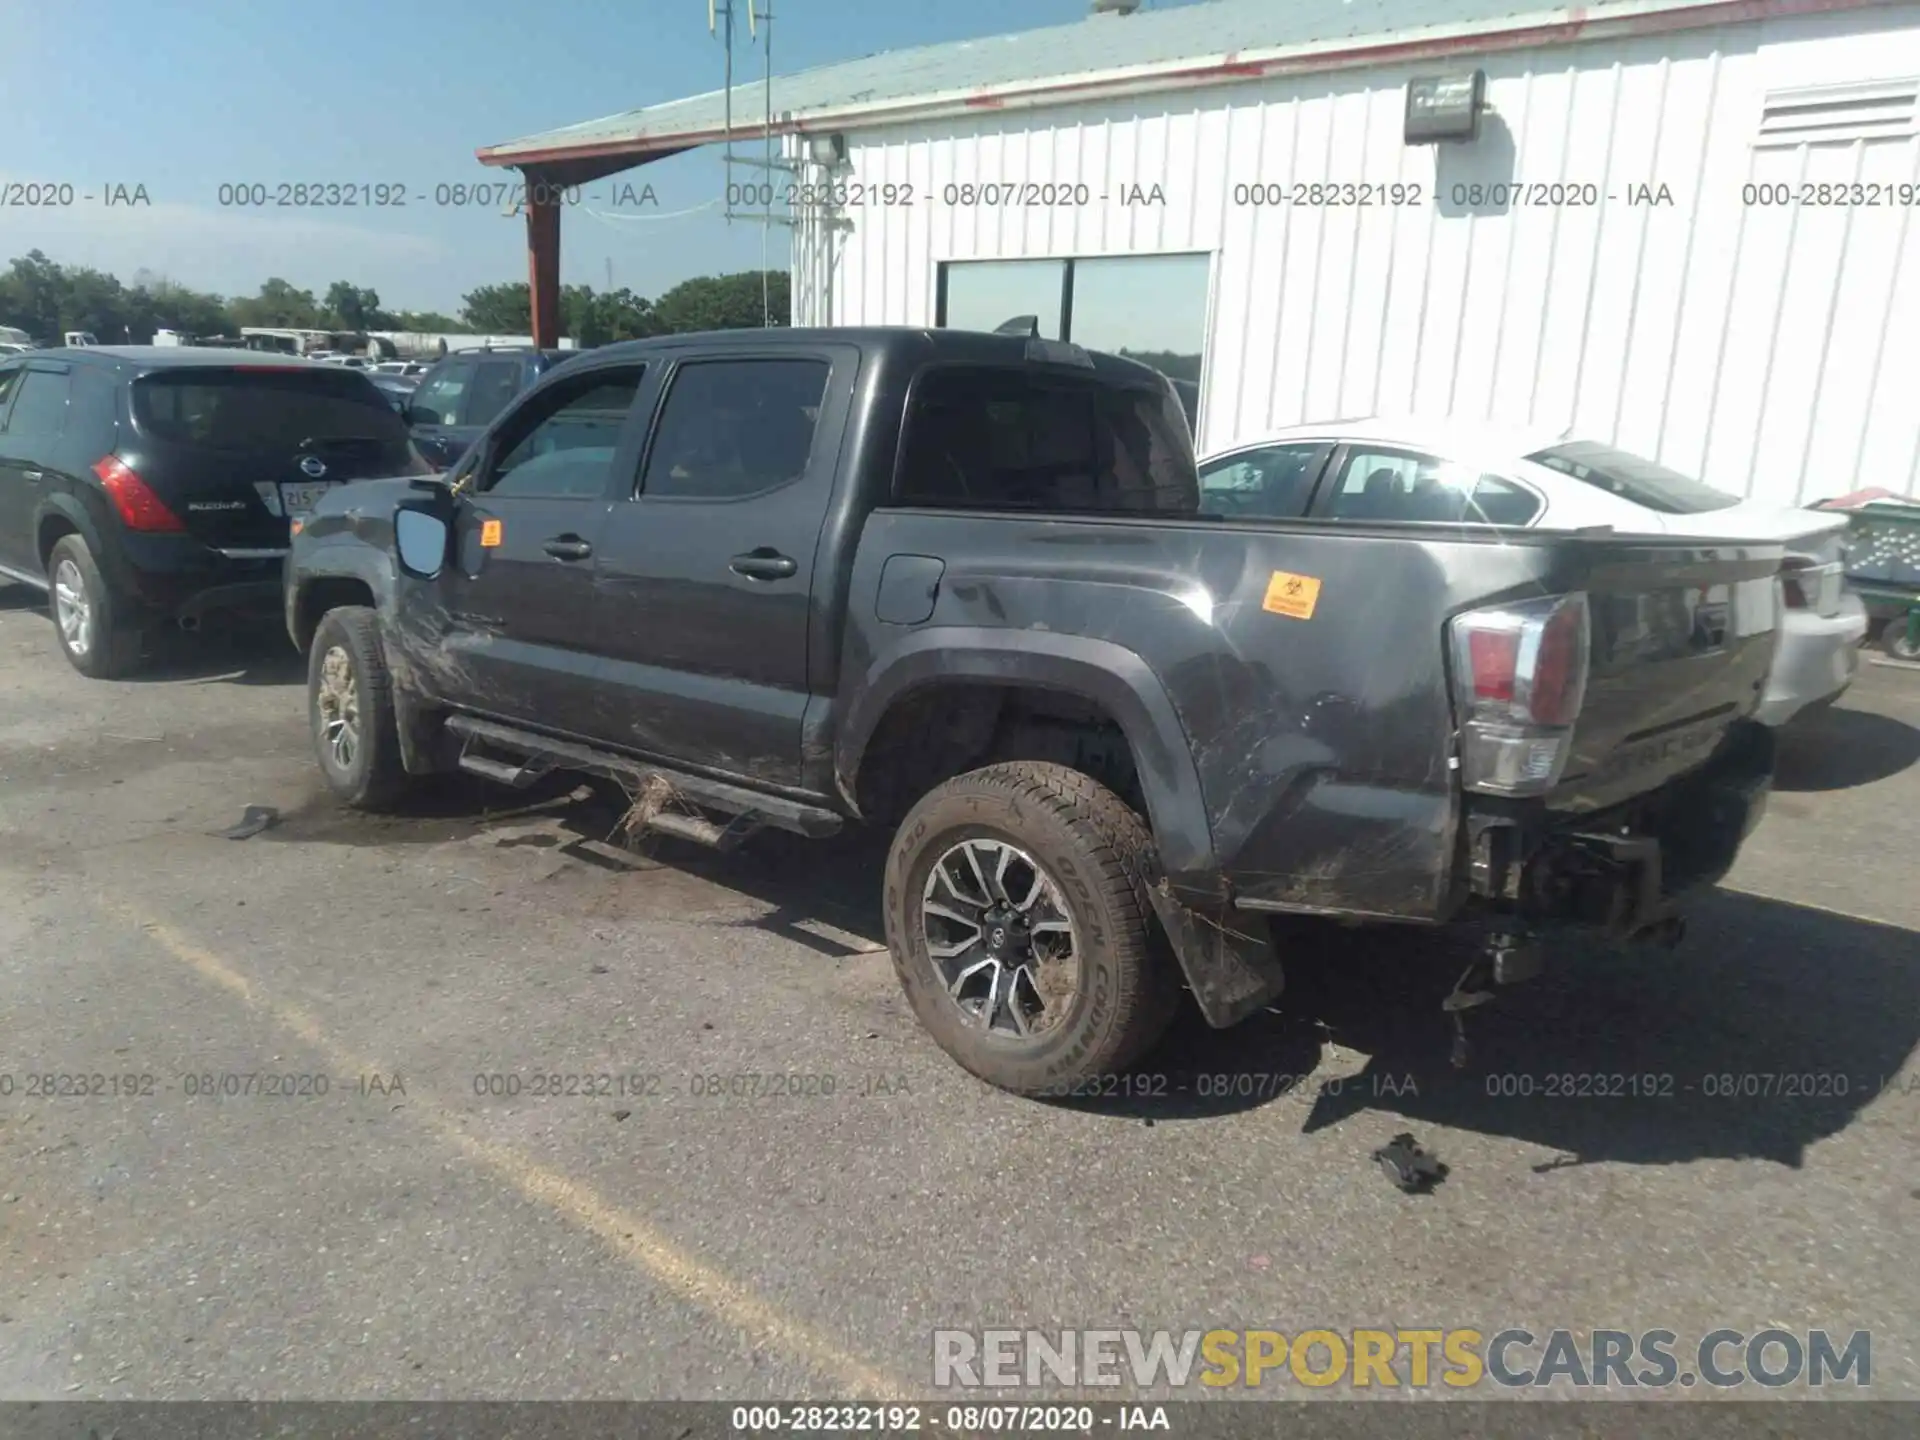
[285,326,1780,1095]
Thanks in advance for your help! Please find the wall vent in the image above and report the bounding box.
[1756,79,1919,148]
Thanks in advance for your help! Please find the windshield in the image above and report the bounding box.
[133,368,409,450]
[1526,440,1740,514]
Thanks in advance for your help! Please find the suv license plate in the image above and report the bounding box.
[280,481,334,517]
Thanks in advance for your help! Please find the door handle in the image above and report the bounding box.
[730,548,797,580]
[543,535,593,561]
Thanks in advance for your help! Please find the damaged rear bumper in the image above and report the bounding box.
[1464,719,1774,939]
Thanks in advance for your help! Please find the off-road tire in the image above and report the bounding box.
[883,761,1181,1095]
[308,606,412,811]
[47,534,144,679]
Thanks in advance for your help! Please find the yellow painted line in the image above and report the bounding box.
[119,908,909,1400]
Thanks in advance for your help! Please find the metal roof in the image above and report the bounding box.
[478,0,1891,169]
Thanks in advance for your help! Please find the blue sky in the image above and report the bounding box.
[0,0,1203,316]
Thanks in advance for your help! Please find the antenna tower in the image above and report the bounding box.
[711,0,786,325]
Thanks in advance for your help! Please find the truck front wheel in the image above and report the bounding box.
[883,762,1179,1096]
[308,606,412,811]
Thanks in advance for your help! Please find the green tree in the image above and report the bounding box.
[390,310,467,333]
[59,265,136,343]
[125,273,231,341]
[459,282,533,334]
[651,270,789,333]
[323,281,394,331]
[227,278,324,329]
[562,284,657,347]
[0,251,74,342]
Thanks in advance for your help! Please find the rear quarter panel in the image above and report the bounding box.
[842,513,1599,919]
[842,513,1781,921]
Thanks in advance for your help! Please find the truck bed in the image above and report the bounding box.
[838,511,1781,922]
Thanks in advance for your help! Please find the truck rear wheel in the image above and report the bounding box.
[308,606,412,811]
[883,762,1179,1096]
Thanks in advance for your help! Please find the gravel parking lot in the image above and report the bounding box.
[2,590,1917,1403]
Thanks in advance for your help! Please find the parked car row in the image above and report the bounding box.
[0,326,1852,1094]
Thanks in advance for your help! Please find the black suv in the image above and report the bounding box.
[401,346,575,470]
[0,347,424,677]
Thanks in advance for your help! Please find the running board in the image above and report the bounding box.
[442,714,844,841]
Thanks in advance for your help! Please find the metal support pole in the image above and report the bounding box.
[525,186,561,348]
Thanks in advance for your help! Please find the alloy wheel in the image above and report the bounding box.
[52,557,94,658]
[920,837,1080,1038]
[315,645,361,771]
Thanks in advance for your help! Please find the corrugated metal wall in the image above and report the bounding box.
[792,5,1920,504]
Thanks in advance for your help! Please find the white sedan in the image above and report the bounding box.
[1198,419,1870,727]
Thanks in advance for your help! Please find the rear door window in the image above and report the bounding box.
[895,365,1196,514]
[639,358,830,501]
[1322,448,1543,525]
[132,368,408,450]
[0,366,22,424]
[463,359,524,429]
[0,370,73,442]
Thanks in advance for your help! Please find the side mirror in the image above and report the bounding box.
[394,502,452,580]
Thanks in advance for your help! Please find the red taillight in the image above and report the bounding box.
[1468,629,1519,702]
[1447,592,1592,795]
[93,455,186,532]
[1528,599,1587,725]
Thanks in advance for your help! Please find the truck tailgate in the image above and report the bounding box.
[1542,537,1782,813]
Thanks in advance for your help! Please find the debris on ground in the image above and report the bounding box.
[216,805,279,840]
[615,774,677,845]
[1372,1132,1448,1194]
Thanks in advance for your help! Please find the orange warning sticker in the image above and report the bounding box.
[479,518,503,548]
[1262,569,1321,619]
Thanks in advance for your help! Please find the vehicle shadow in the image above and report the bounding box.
[261,771,594,849]
[0,586,303,685]
[267,768,1919,1169]
[1063,890,1920,1169]
[550,788,896,957]
[127,619,306,686]
[1772,701,1920,791]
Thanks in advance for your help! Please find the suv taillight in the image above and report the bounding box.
[1446,591,1591,795]
[93,455,186,532]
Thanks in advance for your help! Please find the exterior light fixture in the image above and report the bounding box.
[1405,70,1487,143]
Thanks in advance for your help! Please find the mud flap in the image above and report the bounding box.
[1146,879,1285,1029]
[393,687,453,776]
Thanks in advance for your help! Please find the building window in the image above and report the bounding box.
[937,253,1211,431]
[939,260,1067,339]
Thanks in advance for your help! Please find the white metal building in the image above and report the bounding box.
[485,0,1920,503]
